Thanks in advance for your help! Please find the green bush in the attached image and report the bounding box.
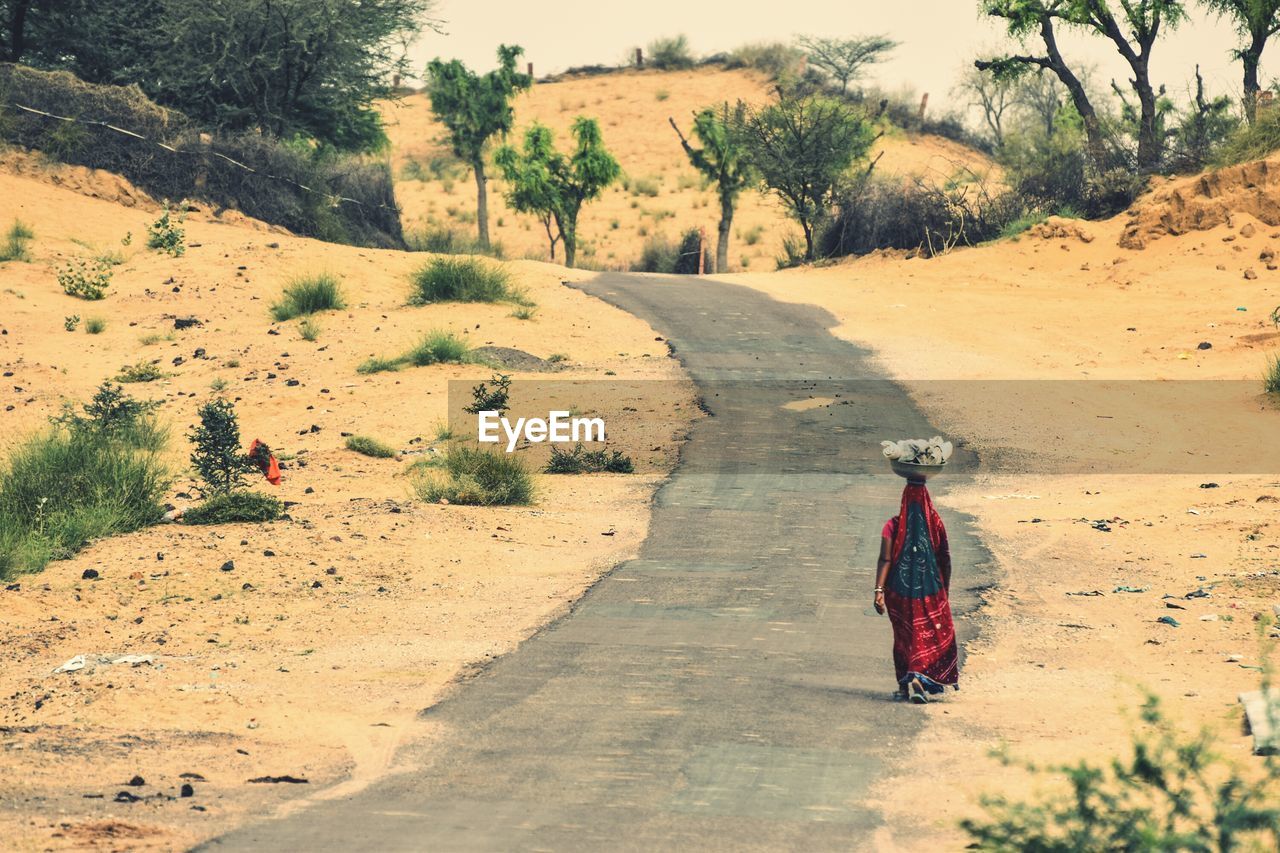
[647,35,695,70]
[183,491,283,525]
[54,382,165,452]
[405,226,505,258]
[0,219,34,262]
[1216,106,1280,167]
[1265,352,1280,395]
[115,361,165,383]
[146,207,186,256]
[631,176,661,197]
[0,65,404,248]
[408,257,523,304]
[84,317,106,334]
[345,435,396,458]
[961,693,1280,851]
[545,443,634,474]
[0,388,169,579]
[189,399,256,495]
[358,330,473,374]
[723,42,806,80]
[270,273,346,321]
[405,330,472,366]
[58,258,112,300]
[635,233,679,272]
[414,445,534,506]
[298,317,321,341]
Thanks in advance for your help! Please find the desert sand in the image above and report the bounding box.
[383,66,994,271]
[0,160,695,850]
[728,164,1280,847]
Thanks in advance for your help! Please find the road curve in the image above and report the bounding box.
[202,273,991,851]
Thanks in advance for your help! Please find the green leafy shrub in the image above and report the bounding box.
[270,273,346,321]
[146,207,186,256]
[646,34,695,70]
[544,443,634,474]
[961,692,1280,851]
[63,315,80,332]
[0,386,168,579]
[413,445,534,506]
[115,361,165,383]
[0,219,33,262]
[183,491,282,525]
[635,233,679,272]
[408,257,523,304]
[345,435,396,458]
[58,258,112,300]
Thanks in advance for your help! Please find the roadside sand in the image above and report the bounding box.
[729,180,1280,845]
[0,169,695,849]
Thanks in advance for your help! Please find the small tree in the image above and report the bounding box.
[189,399,256,496]
[426,45,533,250]
[795,34,897,94]
[735,93,876,261]
[670,103,755,273]
[1204,0,1280,124]
[955,66,1018,149]
[495,117,620,268]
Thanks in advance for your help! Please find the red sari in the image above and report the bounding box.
[882,482,958,694]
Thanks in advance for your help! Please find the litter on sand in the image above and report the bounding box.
[1114,585,1148,593]
[1239,689,1280,755]
[52,655,86,674]
[1157,615,1181,627]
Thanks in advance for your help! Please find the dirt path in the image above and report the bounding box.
[202,273,992,850]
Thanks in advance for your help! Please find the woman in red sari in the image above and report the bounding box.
[872,479,959,703]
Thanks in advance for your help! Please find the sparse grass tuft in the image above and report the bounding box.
[270,273,345,321]
[183,491,283,525]
[509,305,537,320]
[345,435,397,458]
[1265,352,1280,395]
[405,330,471,366]
[84,317,106,334]
[405,226,505,258]
[298,318,321,341]
[409,257,523,305]
[115,361,165,383]
[1,219,34,262]
[413,445,534,506]
[358,330,473,374]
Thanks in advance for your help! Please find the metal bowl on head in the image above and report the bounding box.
[890,458,946,482]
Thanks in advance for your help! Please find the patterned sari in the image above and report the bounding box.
[882,481,958,694]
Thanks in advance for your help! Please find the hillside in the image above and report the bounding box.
[382,66,997,270]
[0,166,694,849]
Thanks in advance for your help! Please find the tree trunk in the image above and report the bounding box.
[8,0,31,62]
[716,194,733,273]
[1132,62,1160,172]
[561,213,577,268]
[473,159,490,250]
[1040,18,1108,175]
[801,219,815,262]
[1243,37,1264,125]
[542,216,558,261]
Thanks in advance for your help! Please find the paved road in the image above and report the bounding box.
[205,274,990,851]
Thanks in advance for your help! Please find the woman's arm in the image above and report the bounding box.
[873,536,891,615]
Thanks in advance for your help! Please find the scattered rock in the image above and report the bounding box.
[247,775,308,784]
[173,317,201,330]
[1244,268,1259,280]
[219,560,235,572]
[180,784,194,798]
[1197,341,1213,350]
[81,568,99,580]
[114,791,142,803]
[127,775,145,787]
[1241,223,1257,238]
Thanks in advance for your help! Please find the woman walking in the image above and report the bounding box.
[872,477,959,703]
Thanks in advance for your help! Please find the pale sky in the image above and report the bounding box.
[409,1,1255,112]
